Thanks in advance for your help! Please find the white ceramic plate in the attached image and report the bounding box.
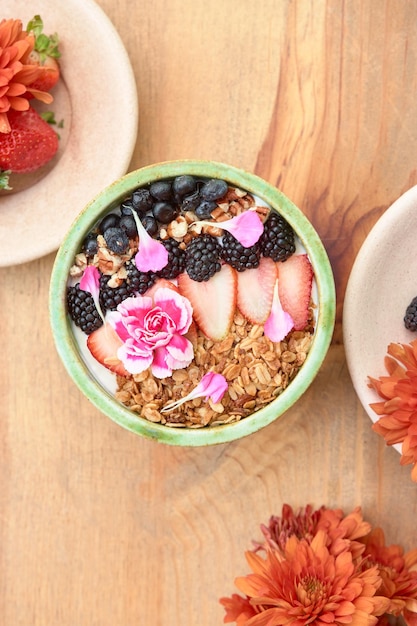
[343,184,417,453]
[0,0,138,267]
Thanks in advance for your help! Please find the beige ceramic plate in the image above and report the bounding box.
[343,185,417,453]
[0,0,138,267]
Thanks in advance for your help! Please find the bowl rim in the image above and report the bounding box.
[49,159,335,446]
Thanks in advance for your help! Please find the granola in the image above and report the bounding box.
[115,309,314,427]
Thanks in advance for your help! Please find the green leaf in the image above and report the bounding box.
[40,111,57,125]
[26,14,61,60]
[0,171,12,191]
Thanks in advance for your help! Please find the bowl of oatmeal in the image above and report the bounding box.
[49,160,335,445]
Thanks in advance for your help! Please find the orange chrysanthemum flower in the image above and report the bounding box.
[220,531,390,626]
[256,505,371,562]
[360,528,417,626]
[0,18,53,133]
[368,339,417,482]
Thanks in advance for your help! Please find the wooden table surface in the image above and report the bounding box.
[2,1,417,624]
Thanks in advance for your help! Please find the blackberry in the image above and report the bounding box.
[185,234,222,282]
[157,238,186,279]
[259,211,295,262]
[99,274,132,311]
[221,230,261,271]
[404,296,417,331]
[67,284,103,335]
[125,260,158,294]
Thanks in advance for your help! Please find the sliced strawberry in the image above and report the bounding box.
[177,264,237,341]
[277,254,314,330]
[87,324,130,378]
[0,107,58,173]
[144,277,178,299]
[236,256,277,324]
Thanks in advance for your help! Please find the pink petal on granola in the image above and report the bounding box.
[264,280,294,342]
[195,210,264,247]
[130,207,169,272]
[79,265,106,324]
[161,371,228,412]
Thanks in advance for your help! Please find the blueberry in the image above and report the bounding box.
[172,175,196,199]
[103,227,129,254]
[120,199,135,216]
[152,202,177,224]
[82,233,98,258]
[119,214,137,238]
[141,215,158,236]
[131,189,153,213]
[181,189,201,212]
[200,179,228,202]
[99,213,120,233]
[149,181,172,202]
[195,200,217,219]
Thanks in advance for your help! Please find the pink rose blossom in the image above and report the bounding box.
[107,287,194,378]
[161,371,228,412]
[264,280,294,342]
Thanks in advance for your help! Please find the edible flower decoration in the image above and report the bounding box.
[107,287,194,378]
[0,17,54,133]
[220,503,417,626]
[368,338,417,482]
[130,207,169,272]
[195,209,264,247]
[264,280,294,342]
[161,371,228,412]
[79,265,106,325]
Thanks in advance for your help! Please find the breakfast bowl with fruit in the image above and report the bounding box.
[49,160,335,446]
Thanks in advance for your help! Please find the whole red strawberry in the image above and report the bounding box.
[0,107,59,174]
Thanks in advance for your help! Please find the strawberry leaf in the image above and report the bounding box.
[0,170,12,191]
[26,15,61,61]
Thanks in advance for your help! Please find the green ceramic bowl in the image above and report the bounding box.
[49,160,335,446]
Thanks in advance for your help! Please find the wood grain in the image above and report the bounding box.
[2,1,417,624]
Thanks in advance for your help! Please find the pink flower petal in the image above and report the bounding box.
[117,343,153,375]
[130,208,169,272]
[264,280,294,342]
[194,210,264,247]
[153,287,193,334]
[161,371,228,412]
[151,346,174,378]
[198,371,228,403]
[79,265,106,324]
[80,265,100,296]
[165,334,194,366]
